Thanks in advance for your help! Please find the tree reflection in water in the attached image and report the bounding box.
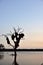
[0,52,4,60]
[12,52,19,65]
[10,52,19,65]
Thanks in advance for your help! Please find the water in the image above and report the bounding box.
[0,52,43,65]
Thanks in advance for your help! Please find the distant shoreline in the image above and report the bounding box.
[0,49,43,52]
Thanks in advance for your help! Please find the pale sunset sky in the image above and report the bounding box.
[0,0,43,49]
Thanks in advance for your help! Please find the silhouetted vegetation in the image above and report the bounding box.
[0,27,24,65]
[0,49,43,52]
[2,27,24,49]
[0,44,5,49]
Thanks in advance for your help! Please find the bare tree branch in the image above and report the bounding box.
[13,27,16,32]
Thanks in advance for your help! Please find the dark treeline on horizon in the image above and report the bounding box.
[0,49,43,52]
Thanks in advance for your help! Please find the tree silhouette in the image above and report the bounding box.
[1,27,24,65]
[2,27,24,49]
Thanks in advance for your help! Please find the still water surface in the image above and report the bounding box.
[0,52,43,65]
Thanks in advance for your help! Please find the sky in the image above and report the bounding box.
[0,0,43,49]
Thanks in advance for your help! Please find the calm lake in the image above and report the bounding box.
[0,52,43,65]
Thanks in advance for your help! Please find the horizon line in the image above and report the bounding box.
[0,48,43,52]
